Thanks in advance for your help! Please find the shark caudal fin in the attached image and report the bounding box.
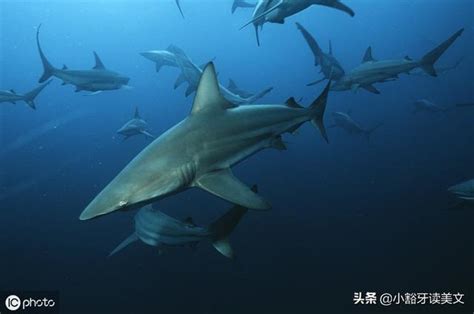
[36,25,56,83]
[22,80,52,110]
[232,0,255,13]
[208,185,256,259]
[108,233,139,257]
[309,81,331,143]
[295,22,323,67]
[420,28,464,77]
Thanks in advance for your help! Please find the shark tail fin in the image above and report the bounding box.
[109,233,139,257]
[247,86,273,103]
[36,24,56,83]
[364,123,383,141]
[23,80,52,110]
[420,28,464,77]
[208,185,256,259]
[309,81,331,143]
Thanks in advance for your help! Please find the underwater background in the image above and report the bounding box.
[0,0,473,313]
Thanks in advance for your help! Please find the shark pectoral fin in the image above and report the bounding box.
[212,237,234,259]
[109,233,138,257]
[140,130,155,139]
[174,73,186,89]
[326,0,355,17]
[361,85,380,94]
[195,169,271,210]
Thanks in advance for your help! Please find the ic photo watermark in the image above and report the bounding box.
[1,292,58,313]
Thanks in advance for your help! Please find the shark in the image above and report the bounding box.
[0,80,51,110]
[241,0,354,46]
[448,179,474,209]
[232,0,257,13]
[168,45,273,104]
[79,62,330,220]
[295,22,345,86]
[36,25,130,93]
[412,99,449,113]
[227,79,261,99]
[109,185,259,259]
[330,111,382,140]
[117,107,154,140]
[331,28,464,94]
[140,48,180,73]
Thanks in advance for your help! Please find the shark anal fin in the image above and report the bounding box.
[195,168,271,210]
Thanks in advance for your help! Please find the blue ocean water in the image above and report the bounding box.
[0,0,473,313]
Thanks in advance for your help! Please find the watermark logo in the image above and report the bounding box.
[5,295,21,311]
[1,292,58,313]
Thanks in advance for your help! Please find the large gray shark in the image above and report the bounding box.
[117,107,154,140]
[330,111,382,140]
[242,0,354,46]
[448,179,474,208]
[412,99,449,113]
[0,80,51,110]
[331,28,464,94]
[168,45,273,104]
[140,48,179,73]
[79,62,330,220]
[36,25,130,93]
[110,185,258,259]
[232,0,257,13]
[295,22,345,86]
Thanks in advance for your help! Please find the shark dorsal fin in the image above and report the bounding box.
[228,79,237,90]
[285,97,303,109]
[362,46,376,63]
[134,106,140,119]
[10,89,16,94]
[191,63,235,115]
[93,51,106,70]
[329,40,333,55]
[62,64,68,70]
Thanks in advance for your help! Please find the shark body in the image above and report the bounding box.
[80,62,330,220]
[0,81,51,110]
[448,179,474,208]
[110,186,258,259]
[296,22,345,86]
[243,0,354,45]
[36,25,130,93]
[331,29,464,94]
[117,107,154,140]
[331,112,382,140]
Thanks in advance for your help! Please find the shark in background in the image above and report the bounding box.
[226,79,256,98]
[109,185,259,259]
[448,179,474,209]
[412,99,449,113]
[117,107,154,140]
[330,111,383,141]
[295,22,345,86]
[79,62,330,220]
[168,45,273,104]
[140,47,180,73]
[36,25,130,94]
[331,28,464,94]
[0,80,51,110]
[242,0,355,46]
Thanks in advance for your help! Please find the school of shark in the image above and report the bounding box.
[1,0,472,261]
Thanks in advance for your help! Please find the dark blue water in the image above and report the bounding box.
[1,1,473,313]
